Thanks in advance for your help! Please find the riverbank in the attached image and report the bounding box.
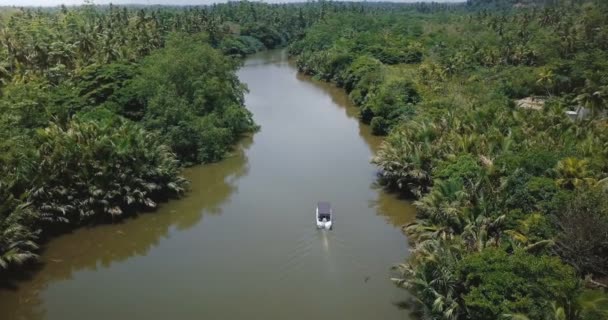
[0,1,331,280]
[0,49,417,320]
[288,6,608,319]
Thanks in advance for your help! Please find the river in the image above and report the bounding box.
[0,50,416,320]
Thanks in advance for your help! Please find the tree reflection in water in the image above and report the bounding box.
[294,72,416,228]
[0,137,252,320]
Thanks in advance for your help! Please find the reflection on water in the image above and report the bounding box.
[0,138,252,320]
[371,184,418,228]
[294,72,417,225]
[243,49,289,67]
[295,72,384,154]
[0,50,416,320]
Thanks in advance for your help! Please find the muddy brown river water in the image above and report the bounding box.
[0,49,416,320]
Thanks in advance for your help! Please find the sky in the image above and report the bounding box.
[0,0,463,7]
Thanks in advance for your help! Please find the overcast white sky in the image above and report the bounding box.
[1,0,463,7]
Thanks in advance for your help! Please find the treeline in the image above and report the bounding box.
[466,0,603,9]
[2,0,608,317]
[0,1,339,277]
[290,1,608,319]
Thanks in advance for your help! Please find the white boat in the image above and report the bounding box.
[316,201,333,230]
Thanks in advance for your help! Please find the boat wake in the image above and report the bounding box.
[275,228,370,282]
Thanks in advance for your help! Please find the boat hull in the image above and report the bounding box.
[315,202,333,230]
[316,220,332,230]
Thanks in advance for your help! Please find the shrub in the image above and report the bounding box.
[362,79,419,133]
[433,154,482,183]
[459,249,580,320]
[341,55,383,92]
[28,117,186,225]
[503,171,560,213]
[496,149,563,177]
[219,35,266,56]
[365,45,407,65]
[554,187,608,277]
[241,23,284,49]
[0,183,38,271]
[128,34,255,163]
[370,116,389,135]
[359,105,375,124]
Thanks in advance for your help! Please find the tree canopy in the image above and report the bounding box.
[1,1,607,319]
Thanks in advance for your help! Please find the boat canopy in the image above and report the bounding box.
[317,202,331,215]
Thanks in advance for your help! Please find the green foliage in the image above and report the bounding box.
[140,87,203,163]
[554,187,608,277]
[496,149,563,177]
[341,55,384,94]
[287,2,608,319]
[1,0,607,313]
[365,45,407,65]
[503,171,560,213]
[370,117,388,135]
[576,289,608,320]
[372,120,440,196]
[392,239,465,320]
[362,79,419,132]
[297,47,355,82]
[495,66,543,98]
[458,249,580,320]
[74,62,138,112]
[128,34,255,164]
[555,157,596,190]
[241,23,284,49]
[0,0,333,279]
[28,116,187,224]
[0,81,55,131]
[0,183,38,271]
[220,35,266,56]
[290,12,431,136]
[433,154,482,183]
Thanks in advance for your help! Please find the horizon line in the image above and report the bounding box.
[0,0,466,9]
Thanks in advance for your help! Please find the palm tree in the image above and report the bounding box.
[537,67,555,96]
[414,178,471,236]
[575,289,608,319]
[575,81,608,118]
[503,302,566,320]
[462,214,505,252]
[554,157,595,190]
[76,26,96,65]
[0,183,39,271]
[29,118,187,224]
[392,238,464,320]
[372,121,444,197]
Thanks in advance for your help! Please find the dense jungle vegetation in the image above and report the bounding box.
[0,1,338,277]
[290,0,608,319]
[1,0,607,319]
